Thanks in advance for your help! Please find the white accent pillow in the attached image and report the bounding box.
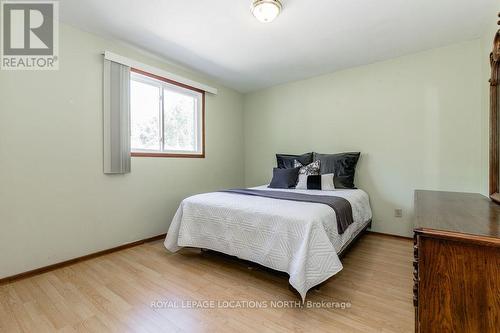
[321,173,335,191]
[296,173,335,190]
[296,174,308,189]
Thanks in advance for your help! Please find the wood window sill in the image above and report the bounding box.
[131,152,205,158]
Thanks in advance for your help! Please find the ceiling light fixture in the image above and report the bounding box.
[251,0,282,23]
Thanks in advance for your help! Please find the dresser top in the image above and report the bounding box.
[414,190,500,240]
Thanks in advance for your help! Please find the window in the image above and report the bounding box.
[130,68,205,157]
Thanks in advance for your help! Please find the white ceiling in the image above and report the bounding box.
[60,0,497,92]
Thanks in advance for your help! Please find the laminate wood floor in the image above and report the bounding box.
[0,234,414,333]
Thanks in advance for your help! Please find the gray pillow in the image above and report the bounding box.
[276,153,313,169]
[268,167,300,189]
[313,152,360,189]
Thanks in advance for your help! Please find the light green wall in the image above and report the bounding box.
[243,40,484,237]
[0,24,244,278]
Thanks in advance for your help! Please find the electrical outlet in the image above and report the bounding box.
[394,208,403,218]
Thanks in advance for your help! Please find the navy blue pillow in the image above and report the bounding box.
[269,167,300,189]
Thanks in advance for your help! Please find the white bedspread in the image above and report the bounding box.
[164,185,372,300]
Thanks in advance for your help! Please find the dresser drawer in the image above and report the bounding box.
[413,231,500,333]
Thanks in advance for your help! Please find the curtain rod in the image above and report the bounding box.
[103,51,218,95]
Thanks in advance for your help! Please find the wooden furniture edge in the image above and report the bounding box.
[490,21,500,200]
[414,228,500,247]
[0,233,167,285]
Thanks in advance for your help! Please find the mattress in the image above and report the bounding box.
[164,185,372,300]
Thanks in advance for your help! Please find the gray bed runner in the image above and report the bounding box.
[221,189,354,234]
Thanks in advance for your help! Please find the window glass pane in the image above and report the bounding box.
[131,80,161,151]
[163,88,197,152]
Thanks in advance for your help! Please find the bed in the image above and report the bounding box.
[164,185,372,300]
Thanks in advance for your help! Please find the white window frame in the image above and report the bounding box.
[130,70,205,158]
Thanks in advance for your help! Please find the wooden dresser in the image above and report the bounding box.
[413,190,500,333]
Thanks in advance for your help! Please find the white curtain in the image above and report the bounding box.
[103,59,131,174]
